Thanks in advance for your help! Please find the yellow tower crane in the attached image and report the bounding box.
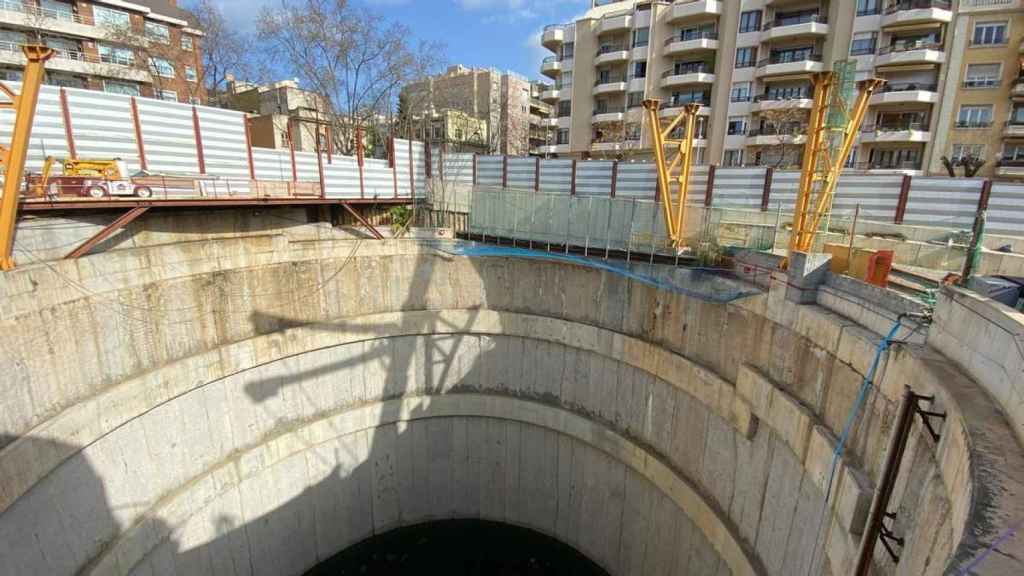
[0,45,53,271]
[642,99,701,250]
[786,71,885,267]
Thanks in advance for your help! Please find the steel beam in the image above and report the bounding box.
[65,206,149,259]
[341,202,385,240]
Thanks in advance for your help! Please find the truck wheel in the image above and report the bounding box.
[134,186,153,198]
[86,186,106,198]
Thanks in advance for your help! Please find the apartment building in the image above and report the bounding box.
[402,65,541,156]
[539,0,1024,178]
[530,80,554,154]
[0,0,205,103]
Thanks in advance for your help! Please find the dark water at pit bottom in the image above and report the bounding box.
[303,519,610,575]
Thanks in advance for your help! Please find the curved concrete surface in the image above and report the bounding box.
[1,216,1022,576]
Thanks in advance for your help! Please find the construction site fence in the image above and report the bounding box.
[426,151,1024,237]
[1,82,429,200]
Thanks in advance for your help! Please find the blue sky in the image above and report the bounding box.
[196,0,591,82]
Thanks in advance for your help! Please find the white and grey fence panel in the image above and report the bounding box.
[507,157,538,191]
[538,159,573,194]
[988,183,1024,236]
[615,162,658,199]
[903,177,985,230]
[575,160,613,197]
[476,155,503,186]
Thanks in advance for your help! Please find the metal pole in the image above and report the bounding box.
[848,204,861,271]
[649,201,657,264]
[512,189,518,248]
[854,386,917,576]
[604,197,613,260]
[626,198,637,263]
[584,196,593,257]
[529,188,536,250]
[565,195,571,254]
[961,210,986,286]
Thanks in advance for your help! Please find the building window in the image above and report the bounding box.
[951,144,984,161]
[1011,105,1024,124]
[724,149,743,167]
[632,27,649,48]
[957,105,993,128]
[104,80,140,96]
[856,0,880,16]
[1004,144,1024,161]
[850,32,877,56]
[557,100,571,117]
[632,61,646,80]
[561,42,574,60]
[0,69,23,81]
[627,91,644,108]
[727,116,747,136]
[39,0,74,20]
[185,65,197,82]
[738,10,761,33]
[735,47,757,68]
[145,21,171,44]
[98,43,133,66]
[149,57,176,78]
[556,128,569,145]
[181,35,194,51]
[94,5,130,28]
[972,21,1007,46]
[159,90,177,101]
[730,81,751,102]
[963,63,1001,88]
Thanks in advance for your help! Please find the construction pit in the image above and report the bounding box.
[0,208,1023,576]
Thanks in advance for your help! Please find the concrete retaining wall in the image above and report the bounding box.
[0,225,1021,575]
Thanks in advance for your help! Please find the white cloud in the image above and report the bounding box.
[456,0,586,24]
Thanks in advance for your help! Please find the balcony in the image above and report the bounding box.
[539,144,570,155]
[761,14,829,41]
[0,41,151,83]
[669,0,723,22]
[746,127,808,146]
[595,45,630,66]
[660,67,714,88]
[597,12,633,35]
[751,92,814,111]
[541,117,560,128]
[659,101,712,118]
[852,160,923,174]
[881,1,953,28]
[954,120,993,129]
[540,87,563,102]
[592,77,628,95]
[1012,78,1024,100]
[0,0,107,40]
[663,33,719,55]
[592,108,626,123]
[756,53,824,77]
[592,141,629,152]
[859,123,930,142]
[996,159,1024,178]
[874,43,945,67]
[542,25,565,50]
[1003,121,1024,138]
[869,83,939,105]
[541,56,563,77]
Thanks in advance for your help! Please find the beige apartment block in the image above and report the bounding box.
[539,0,1024,178]
[0,0,205,103]
[402,65,541,156]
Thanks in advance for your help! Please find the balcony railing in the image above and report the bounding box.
[757,53,823,67]
[876,82,938,92]
[963,78,1000,88]
[661,64,711,77]
[878,41,943,54]
[884,0,952,14]
[663,96,711,107]
[542,55,560,64]
[664,31,718,44]
[862,122,929,131]
[0,40,133,67]
[597,45,627,55]
[754,91,812,101]
[762,13,827,30]
[997,158,1024,167]
[748,126,808,136]
[543,24,564,33]
[594,76,626,85]
[593,108,627,117]
[954,120,993,128]
[0,0,94,26]
[854,160,923,170]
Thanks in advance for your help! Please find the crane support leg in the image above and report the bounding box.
[643,99,701,249]
[0,45,54,271]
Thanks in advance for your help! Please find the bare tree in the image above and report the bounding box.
[257,0,444,155]
[753,108,808,168]
[941,155,987,178]
[99,23,200,100]
[188,0,253,103]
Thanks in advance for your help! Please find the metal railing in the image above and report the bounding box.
[754,90,812,101]
[20,176,326,202]
[852,160,922,170]
[661,64,711,77]
[663,30,718,45]
[954,120,993,128]
[875,82,938,92]
[593,107,627,116]
[596,45,627,56]
[0,0,94,26]
[763,13,827,30]
[861,122,929,132]
[884,0,952,13]
[594,76,626,86]
[663,95,710,107]
[757,53,823,67]
[747,125,808,136]
[543,24,564,33]
[962,78,1000,88]
[997,158,1024,167]
[878,41,943,54]
[0,40,134,67]
[542,55,561,64]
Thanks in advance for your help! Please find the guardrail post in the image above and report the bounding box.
[315,130,326,198]
[59,87,77,159]
[356,127,365,199]
[389,136,398,198]
[761,166,773,212]
[286,118,296,182]
[408,139,415,198]
[610,160,618,198]
[192,105,206,175]
[244,116,255,181]
[472,153,478,185]
[502,155,509,189]
[570,159,577,196]
[131,96,149,171]
[326,125,333,164]
[894,174,911,224]
[978,178,993,212]
[424,143,432,178]
[704,164,716,207]
[534,157,541,192]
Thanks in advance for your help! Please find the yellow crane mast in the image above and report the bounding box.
[643,99,701,250]
[0,45,53,271]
